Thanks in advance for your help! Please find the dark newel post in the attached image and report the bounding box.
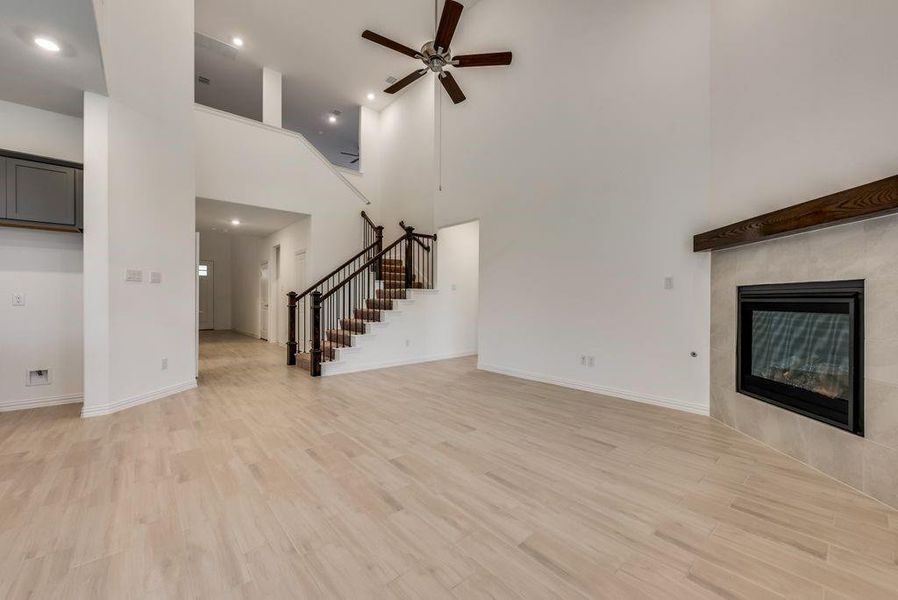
[374,225,384,279]
[287,291,297,365]
[404,226,415,288]
[311,291,322,376]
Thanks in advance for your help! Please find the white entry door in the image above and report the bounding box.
[198,260,214,330]
[260,261,270,341]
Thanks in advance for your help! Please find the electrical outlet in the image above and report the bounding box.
[579,354,587,366]
[405,339,411,347]
[664,276,674,290]
[150,271,162,284]
[161,357,168,370]
[125,269,143,283]
[12,293,25,307]
[587,356,596,368]
[451,283,457,291]
[26,369,50,386]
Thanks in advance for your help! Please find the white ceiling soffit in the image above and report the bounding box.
[0,0,106,117]
[196,197,308,237]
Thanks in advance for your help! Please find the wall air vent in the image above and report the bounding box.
[194,32,238,60]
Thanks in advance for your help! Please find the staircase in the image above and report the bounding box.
[288,213,437,376]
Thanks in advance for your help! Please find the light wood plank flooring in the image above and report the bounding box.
[1,331,897,599]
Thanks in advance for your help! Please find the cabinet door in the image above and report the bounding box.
[75,169,83,230]
[6,158,76,225]
[0,157,6,219]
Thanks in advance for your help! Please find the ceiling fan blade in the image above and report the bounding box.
[384,69,428,94]
[439,72,466,104]
[434,0,464,52]
[351,158,359,164]
[453,52,513,67]
[340,152,359,157]
[362,30,420,59]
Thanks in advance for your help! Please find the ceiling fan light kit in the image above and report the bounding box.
[361,0,512,104]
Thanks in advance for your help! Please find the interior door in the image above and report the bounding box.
[260,261,270,340]
[294,251,307,346]
[198,260,214,330]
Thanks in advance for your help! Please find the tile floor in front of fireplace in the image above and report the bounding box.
[0,331,897,599]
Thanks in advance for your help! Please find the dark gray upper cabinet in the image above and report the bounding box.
[6,158,77,226]
[75,169,83,230]
[0,157,6,219]
[0,150,83,232]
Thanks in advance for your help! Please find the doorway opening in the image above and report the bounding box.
[198,260,214,330]
[435,219,480,358]
[194,197,310,351]
[260,261,270,341]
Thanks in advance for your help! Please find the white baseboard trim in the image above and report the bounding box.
[80,380,197,418]
[477,362,709,416]
[232,328,261,339]
[323,350,477,376]
[0,393,83,413]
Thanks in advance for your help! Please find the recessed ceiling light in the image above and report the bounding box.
[230,219,240,225]
[328,115,337,124]
[34,37,61,53]
[232,36,244,47]
[366,92,376,101]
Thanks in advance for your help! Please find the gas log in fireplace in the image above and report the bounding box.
[737,280,864,435]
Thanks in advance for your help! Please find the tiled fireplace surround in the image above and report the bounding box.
[711,214,898,508]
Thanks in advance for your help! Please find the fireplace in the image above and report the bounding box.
[737,280,864,435]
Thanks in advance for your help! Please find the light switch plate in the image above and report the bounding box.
[12,293,25,306]
[150,271,162,284]
[125,269,143,283]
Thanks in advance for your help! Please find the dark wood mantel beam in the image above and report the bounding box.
[693,174,898,252]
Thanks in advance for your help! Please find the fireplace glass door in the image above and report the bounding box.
[737,281,863,435]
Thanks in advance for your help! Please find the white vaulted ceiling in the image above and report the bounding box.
[194,1,480,165]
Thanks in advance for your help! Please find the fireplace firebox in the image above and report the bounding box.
[737,280,864,435]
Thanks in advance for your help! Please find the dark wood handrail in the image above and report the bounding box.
[361,210,377,229]
[320,234,409,301]
[291,240,379,302]
[399,221,435,251]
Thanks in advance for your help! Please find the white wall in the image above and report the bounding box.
[198,230,232,330]
[434,220,479,355]
[82,0,196,416]
[0,100,84,410]
[0,230,83,410]
[379,79,437,239]
[260,218,310,344]
[230,234,263,337]
[0,100,83,162]
[710,0,898,225]
[228,218,309,340]
[195,106,373,283]
[379,0,712,414]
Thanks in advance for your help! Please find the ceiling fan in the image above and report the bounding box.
[361,0,512,104]
[340,151,360,165]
